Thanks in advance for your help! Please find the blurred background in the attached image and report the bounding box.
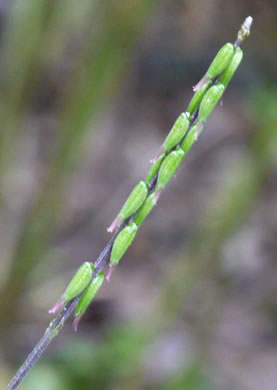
[0,1,276,389]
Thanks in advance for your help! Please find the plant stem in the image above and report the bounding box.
[6,236,116,390]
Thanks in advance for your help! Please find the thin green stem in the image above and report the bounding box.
[6,236,116,390]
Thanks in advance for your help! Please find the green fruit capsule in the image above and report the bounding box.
[49,262,94,314]
[107,222,138,280]
[157,148,185,189]
[180,121,204,154]
[107,181,147,233]
[220,48,243,88]
[134,192,157,227]
[193,43,235,91]
[162,112,190,153]
[73,272,105,331]
[145,152,165,186]
[187,80,212,115]
[207,43,235,79]
[198,83,225,122]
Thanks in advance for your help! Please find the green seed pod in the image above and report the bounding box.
[49,262,94,314]
[108,181,147,233]
[193,43,235,91]
[110,222,138,267]
[119,180,147,219]
[187,80,212,115]
[63,262,94,301]
[145,152,165,186]
[220,48,243,88]
[206,43,235,79]
[134,192,156,227]
[198,83,225,122]
[162,112,190,153]
[157,148,185,190]
[180,122,203,154]
[73,272,105,331]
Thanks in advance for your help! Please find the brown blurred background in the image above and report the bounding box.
[0,1,276,389]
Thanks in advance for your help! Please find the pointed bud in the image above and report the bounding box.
[49,262,94,314]
[156,149,185,190]
[134,192,156,227]
[161,112,190,153]
[198,83,225,122]
[236,16,253,46]
[193,43,235,91]
[107,181,147,233]
[146,153,165,186]
[220,48,243,88]
[110,222,138,267]
[73,272,105,330]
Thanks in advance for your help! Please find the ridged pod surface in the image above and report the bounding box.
[161,112,190,153]
[75,272,104,316]
[118,181,147,220]
[198,83,225,122]
[187,80,212,115]
[145,152,165,186]
[206,43,235,79]
[180,122,203,154]
[220,48,243,88]
[157,148,185,190]
[110,222,138,266]
[63,262,94,301]
[134,192,156,227]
